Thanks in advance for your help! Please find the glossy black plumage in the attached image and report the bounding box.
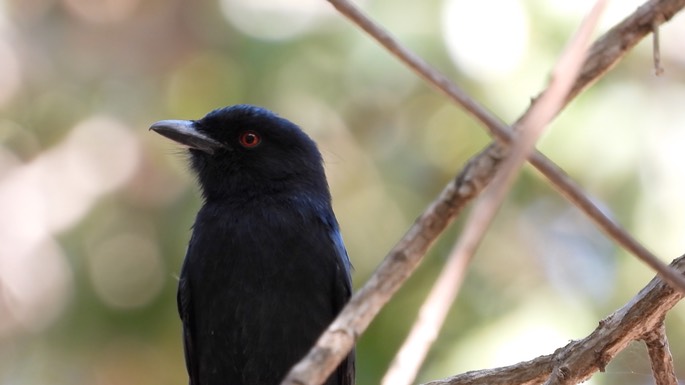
[151,105,354,385]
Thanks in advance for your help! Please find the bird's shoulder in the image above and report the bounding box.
[186,195,347,267]
[193,193,328,231]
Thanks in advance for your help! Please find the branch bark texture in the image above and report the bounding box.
[422,256,685,385]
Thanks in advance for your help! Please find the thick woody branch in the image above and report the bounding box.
[642,323,678,385]
[422,256,685,385]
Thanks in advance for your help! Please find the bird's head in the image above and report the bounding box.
[150,105,329,202]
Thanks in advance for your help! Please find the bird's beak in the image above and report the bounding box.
[150,120,223,155]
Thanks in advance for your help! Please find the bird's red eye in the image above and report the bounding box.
[239,131,261,148]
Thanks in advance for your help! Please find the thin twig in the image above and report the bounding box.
[422,255,685,385]
[652,17,665,75]
[379,237,471,385]
[325,0,685,292]
[381,3,607,384]
[280,1,685,384]
[642,322,678,385]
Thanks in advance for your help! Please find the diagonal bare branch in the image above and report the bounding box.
[327,0,685,293]
[381,2,608,384]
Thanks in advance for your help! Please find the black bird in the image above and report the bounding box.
[150,105,354,385]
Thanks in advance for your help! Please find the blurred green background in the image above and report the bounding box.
[1,0,685,384]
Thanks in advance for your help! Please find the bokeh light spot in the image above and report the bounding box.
[441,0,529,81]
[61,0,140,24]
[42,115,141,233]
[0,239,73,336]
[0,38,22,107]
[219,0,333,41]
[87,233,165,310]
[64,116,141,195]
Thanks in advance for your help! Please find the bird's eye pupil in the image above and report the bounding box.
[239,131,261,148]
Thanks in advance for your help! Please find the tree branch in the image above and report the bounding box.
[329,0,685,292]
[421,256,685,385]
[643,322,678,385]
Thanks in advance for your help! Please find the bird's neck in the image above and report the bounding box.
[201,185,331,211]
[199,173,331,205]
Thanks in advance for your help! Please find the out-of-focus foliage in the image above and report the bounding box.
[1,0,684,384]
